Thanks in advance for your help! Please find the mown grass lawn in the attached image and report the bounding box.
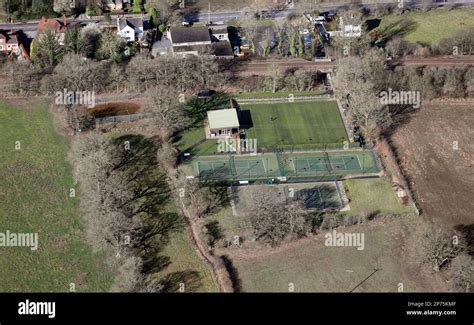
[378,8,474,46]
[343,178,416,216]
[0,101,113,291]
[244,101,348,150]
[177,126,218,156]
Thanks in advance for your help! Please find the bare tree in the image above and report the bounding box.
[5,63,42,95]
[97,29,124,61]
[157,139,178,172]
[250,190,307,246]
[108,63,126,92]
[174,176,224,220]
[145,85,189,139]
[333,49,390,143]
[274,19,289,57]
[40,53,108,94]
[420,228,466,272]
[268,63,284,93]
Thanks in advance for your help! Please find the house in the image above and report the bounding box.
[211,41,234,59]
[206,109,240,138]
[117,18,144,42]
[103,0,123,10]
[169,26,211,47]
[6,35,19,51]
[343,24,362,37]
[0,32,19,52]
[37,16,68,45]
[326,24,362,38]
[209,25,229,41]
[0,34,6,52]
[168,26,212,56]
[167,26,234,58]
[0,31,30,63]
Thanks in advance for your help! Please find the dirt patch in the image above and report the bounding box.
[390,101,474,228]
[86,102,141,118]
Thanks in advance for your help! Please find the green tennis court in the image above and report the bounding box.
[197,158,266,179]
[292,155,362,174]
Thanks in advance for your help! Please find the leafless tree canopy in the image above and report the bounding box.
[419,227,466,272]
[250,189,308,246]
[70,132,194,292]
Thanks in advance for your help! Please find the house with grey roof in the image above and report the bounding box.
[166,25,234,58]
[117,17,144,42]
[168,26,212,50]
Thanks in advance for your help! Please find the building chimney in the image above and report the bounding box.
[63,14,67,26]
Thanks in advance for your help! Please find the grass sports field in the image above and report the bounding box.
[178,100,349,156]
[190,150,379,181]
[0,101,113,291]
[244,101,348,150]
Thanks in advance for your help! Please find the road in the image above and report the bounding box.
[188,0,474,23]
[1,0,474,32]
[232,56,474,75]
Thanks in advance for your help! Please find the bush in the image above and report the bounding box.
[159,24,167,33]
[86,5,96,17]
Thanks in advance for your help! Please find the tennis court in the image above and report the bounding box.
[197,158,267,180]
[292,155,362,175]
[293,183,343,210]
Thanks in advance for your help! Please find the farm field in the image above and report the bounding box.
[390,101,474,228]
[0,101,113,291]
[244,101,348,150]
[377,8,474,45]
[225,216,448,292]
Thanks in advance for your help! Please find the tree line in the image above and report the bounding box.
[4,51,225,96]
[70,132,205,292]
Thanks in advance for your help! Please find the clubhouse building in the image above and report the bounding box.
[206,109,240,139]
